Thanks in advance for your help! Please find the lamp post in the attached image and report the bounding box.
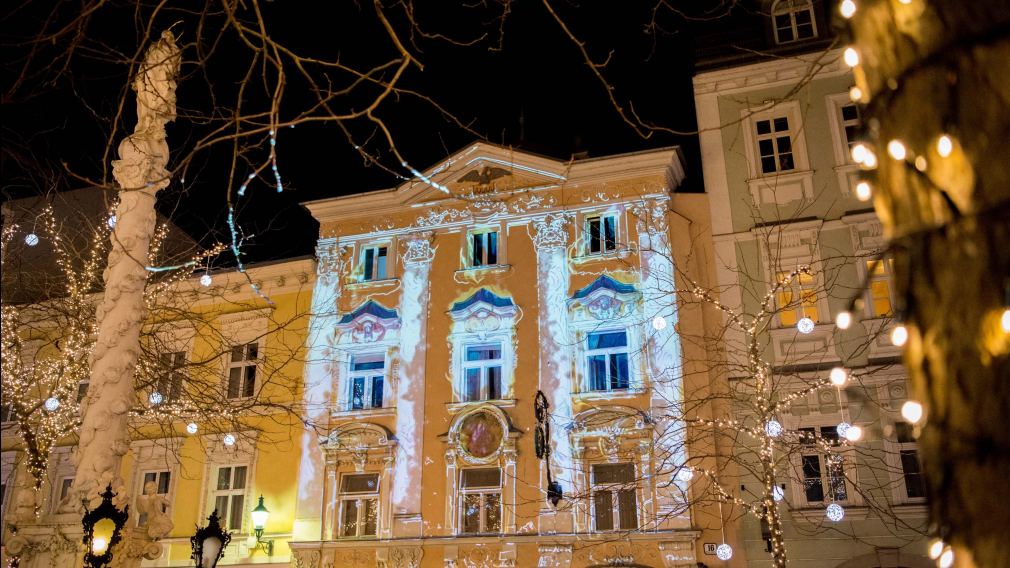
[250,496,273,556]
[82,485,129,568]
[535,391,564,507]
[191,510,231,568]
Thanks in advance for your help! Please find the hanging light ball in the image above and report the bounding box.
[825,503,845,522]
[765,420,783,438]
[928,539,945,560]
[797,317,815,334]
[186,422,199,435]
[675,466,694,483]
[716,543,733,561]
[839,0,857,18]
[223,434,236,446]
[836,421,852,438]
[652,315,667,331]
[149,392,163,405]
[107,215,117,229]
[44,397,61,412]
[855,181,872,201]
[25,233,40,246]
[200,273,213,287]
[901,400,924,424]
[836,310,853,329]
[830,367,848,386]
[773,485,785,502]
[891,324,909,346]
[844,424,863,442]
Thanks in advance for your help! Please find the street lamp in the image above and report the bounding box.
[534,391,564,508]
[191,510,231,568]
[250,495,274,556]
[82,485,129,568]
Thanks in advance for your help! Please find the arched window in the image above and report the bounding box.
[772,0,817,44]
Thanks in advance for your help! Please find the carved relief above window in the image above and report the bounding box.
[568,276,645,395]
[334,300,401,345]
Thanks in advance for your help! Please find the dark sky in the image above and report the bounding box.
[2,1,709,265]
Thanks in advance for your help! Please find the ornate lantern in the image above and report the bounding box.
[535,391,564,507]
[82,485,129,568]
[191,510,231,568]
[250,496,274,556]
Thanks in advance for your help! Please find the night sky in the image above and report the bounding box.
[2,2,712,264]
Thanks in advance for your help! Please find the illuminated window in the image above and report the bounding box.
[348,353,384,410]
[586,214,618,254]
[894,422,925,500]
[756,117,796,175]
[157,352,185,402]
[866,259,895,317]
[469,230,498,267]
[211,465,247,531]
[226,343,258,399]
[776,271,818,326]
[360,245,388,281]
[586,331,630,391]
[138,471,171,526]
[339,473,379,537]
[798,427,848,504]
[459,468,501,534]
[462,344,502,402]
[772,0,817,44]
[592,463,638,531]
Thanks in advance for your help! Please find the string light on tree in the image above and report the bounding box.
[839,0,857,19]
[854,181,872,201]
[836,421,852,438]
[1002,308,1010,333]
[825,503,845,522]
[914,156,928,172]
[200,273,213,287]
[843,47,860,67]
[936,134,954,157]
[891,324,909,346]
[797,317,815,334]
[676,466,694,483]
[25,233,39,246]
[149,391,163,405]
[928,540,945,560]
[830,367,848,386]
[901,400,924,424]
[836,310,854,329]
[939,547,954,568]
[848,85,863,102]
[887,139,907,161]
[716,543,733,561]
[108,215,117,229]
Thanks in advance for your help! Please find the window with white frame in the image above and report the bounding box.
[52,476,74,512]
[865,258,895,318]
[837,102,861,156]
[338,473,379,537]
[586,330,630,391]
[360,244,389,282]
[776,271,819,327]
[755,116,796,175]
[585,214,618,255]
[591,463,638,531]
[798,427,848,504]
[772,0,817,44]
[459,468,502,534]
[211,465,247,531]
[894,422,925,500]
[226,343,258,399]
[138,471,171,526]
[157,352,185,402]
[462,344,502,402]
[469,229,499,268]
[348,353,385,410]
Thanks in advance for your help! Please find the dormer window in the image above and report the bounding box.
[772,0,817,44]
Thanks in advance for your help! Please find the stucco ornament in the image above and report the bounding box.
[532,213,570,250]
[458,410,504,459]
[402,232,435,264]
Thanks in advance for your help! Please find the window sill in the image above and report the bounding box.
[346,277,399,290]
[574,248,631,263]
[447,399,516,414]
[572,388,647,403]
[456,264,511,276]
[332,407,396,419]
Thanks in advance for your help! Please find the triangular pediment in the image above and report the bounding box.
[398,142,568,205]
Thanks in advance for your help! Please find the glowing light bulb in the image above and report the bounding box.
[25,233,39,246]
[716,543,733,561]
[848,85,863,101]
[836,421,852,438]
[773,485,785,501]
[108,215,117,229]
[839,0,857,18]
[92,537,108,554]
[797,317,815,334]
[939,547,954,568]
[652,315,667,331]
[676,467,694,483]
[851,143,868,163]
[898,0,912,4]
[836,310,853,329]
[200,273,213,287]
[223,433,236,446]
[186,422,199,435]
[887,140,907,161]
[928,540,945,560]
[825,503,845,522]
[843,47,860,67]
[44,397,60,412]
[854,181,872,201]
[914,156,928,171]
[149,392,163,405]
[937,135,953,157]
[901,400,924,424]
[1002,308,1010,333]
[891,324,908,346]
[830,367,848,386]
[765,420,783,438]
[863,149,878,169]
[844,424,863,442]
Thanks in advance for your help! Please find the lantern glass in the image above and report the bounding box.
[92,518,116,555]
[251,496,270,531]
[200,536,222,568]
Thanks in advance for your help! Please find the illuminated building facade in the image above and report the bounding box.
[290,142,716,567]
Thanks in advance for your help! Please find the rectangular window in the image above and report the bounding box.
[773,1,817,44]
[777,271,818,327]
[756,116,795,174]
[839,103,861,154]
[349,354,384,410]
[212,465,247,531]
[586,331,630,391]
[157,352,185,402]
[895,422,925,499]
[586,215,618,254]
[361,245,388,281]
[459,468,501,534]
[799,427,848,504]
[462,344,502,402]
[139,471,171,526]
[59,477,74,503]
[227,343,258,399]
[339,473,379,537]
[77,380,90,403]
[866,259,895,318]
[470,230,498,267]
[592,463,638,531]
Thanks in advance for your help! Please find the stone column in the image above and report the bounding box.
[391,233,434,537]
[294,240,346,541]
[531,214,575,533]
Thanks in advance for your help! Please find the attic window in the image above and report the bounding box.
[772,0,817,44]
